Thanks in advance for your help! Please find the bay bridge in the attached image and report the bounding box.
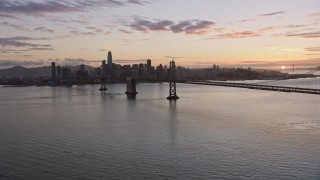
[99,59,320,98]
[187,80,320,95]
[186,67,320,95]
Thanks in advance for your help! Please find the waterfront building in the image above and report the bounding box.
[101,60,107,76]
[147,59,151,69]
[62,67,71,79]
[76,64,89,80]
[57,65,62,82]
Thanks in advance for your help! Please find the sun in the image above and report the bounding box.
[281,66,286,70]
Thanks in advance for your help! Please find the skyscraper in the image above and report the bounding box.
[146,59,153,79]
[108,51,112,65]
[51,62,56,83]
[76,64,88,80]
[80,64,85,71]
[102,60,106,76]
[147,59,151,69]
[107,51,112,75]
[62,67,71,79]
[56,65,62,81]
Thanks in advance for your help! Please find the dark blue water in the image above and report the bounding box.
[0,83,320,179]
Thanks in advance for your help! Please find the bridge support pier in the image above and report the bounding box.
[167,60,179,100]
[126,77,138,96]
[99,75,108,92]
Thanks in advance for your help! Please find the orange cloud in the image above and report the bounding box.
[273,31,320,38]
[305,47,320,52]
[206,31,260,40]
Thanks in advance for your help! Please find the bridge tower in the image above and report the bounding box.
[99,60,108,92]
[99,75,108,92]
[167,59,179,100]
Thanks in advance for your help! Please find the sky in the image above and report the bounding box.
[0,0,320,69]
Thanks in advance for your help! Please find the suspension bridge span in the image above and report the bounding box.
[186,80,320,95]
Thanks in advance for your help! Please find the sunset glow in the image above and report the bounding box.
[0,0,320,69]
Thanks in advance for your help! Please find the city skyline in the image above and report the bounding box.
[1,0,320,69]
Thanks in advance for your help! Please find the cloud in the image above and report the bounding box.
[0,13,18,19]
[305,47,320,52]
[206,31,260,40]
[71,20,90,24]
[0,49,28,54]
[34,27,55,33]
[129,18,215,35]
[237,19,258,23]
[181,20,215,35]
[258,11,285,17]
[0,22,31,31]
[130,19,174,32]
[264,45,303,52]
[29,47,53,51]
[2,36,49,41]
[0,46,53,54]
[113,59,149,64]
[0,37,51,48]
[305,54,320,56]
[70,30,95,36]
[259,26,278,32]
[118,29,133,34]
[273,31,320,38]
[170,21,192,33]
[69,28,112,36]
[284,23,320,29]
[46,58,92,66]
[309,12,320,17]
[62,58,89,66]
[164,56,197,59]
[127,0,150,5]
[85,26,106,33]
[258,23,320,34]
[0,1,82,15]
[0,0,152,16]
[285,25,308,28]
[0,36,53,54]
[0,60,45,67]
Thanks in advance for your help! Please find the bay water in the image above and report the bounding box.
[0,83,319,179]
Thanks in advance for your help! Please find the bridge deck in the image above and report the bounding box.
[187,81,320,95]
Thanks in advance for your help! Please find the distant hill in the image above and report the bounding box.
[0,65,95,78]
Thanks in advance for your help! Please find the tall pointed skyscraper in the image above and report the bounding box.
[107,51,112,75]
[107,51,112,65]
